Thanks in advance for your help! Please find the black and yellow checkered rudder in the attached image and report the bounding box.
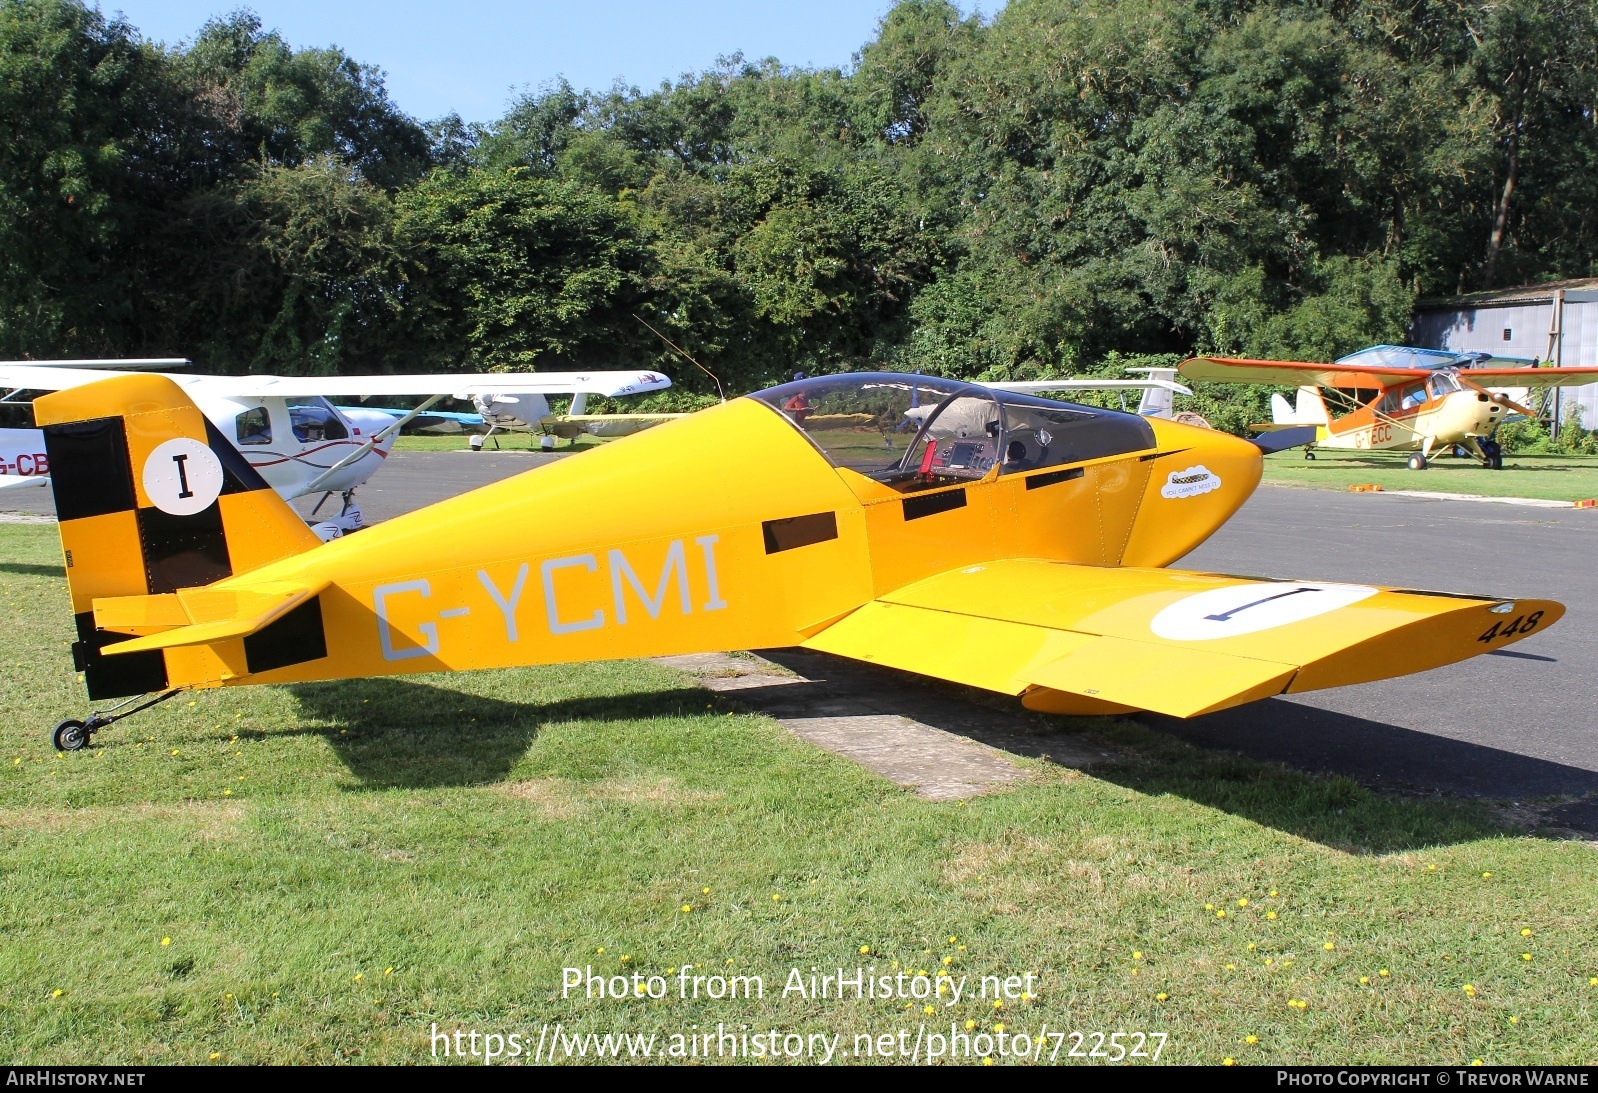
[36,375,322,700]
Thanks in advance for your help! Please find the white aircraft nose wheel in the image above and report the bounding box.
[1408,453,1428,470]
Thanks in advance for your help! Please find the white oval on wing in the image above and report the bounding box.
[1151,582,1379,641]
[141,437,223,516]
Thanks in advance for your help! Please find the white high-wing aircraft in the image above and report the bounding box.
[0,361,670,537]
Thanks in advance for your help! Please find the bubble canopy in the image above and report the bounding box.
[750,372,1154,491]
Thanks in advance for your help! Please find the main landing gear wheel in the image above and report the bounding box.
[1482,439,1503,470]
[1304,450,1316,460]
[1408,453,1428,470]
[52,719,89,751]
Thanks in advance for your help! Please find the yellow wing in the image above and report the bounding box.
[803,561,1560,718]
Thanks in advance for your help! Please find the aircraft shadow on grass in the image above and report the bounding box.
[0,562,63,577]
[755,649,1598,852]
[288,677,710,791]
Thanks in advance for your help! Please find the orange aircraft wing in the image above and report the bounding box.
[1464,366,1598,388]
[1180,356,1434,390]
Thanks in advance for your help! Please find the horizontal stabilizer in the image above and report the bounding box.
[97,581,327,654]
[803,560,1561,718]
[1250,426,1319,454]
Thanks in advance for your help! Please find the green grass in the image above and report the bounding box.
[1262,449,1598,502]
[0,523,1594,1065]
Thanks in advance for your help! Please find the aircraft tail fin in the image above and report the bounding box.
[1270,386,1330,426]
[35,374,322,699]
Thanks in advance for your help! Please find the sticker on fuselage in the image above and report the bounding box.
[1150,582,1379,641]
[1161,465,1222,499]
[142,437,224,516]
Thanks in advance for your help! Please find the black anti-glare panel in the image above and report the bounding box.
[137,505,232,593]
[72,611,168,700]
[1025,467,1085,490]
[43,418,136,521]
[902,488,967,521]
[244,597,327,674]
[762,511,839,554]
[204,418,273,494]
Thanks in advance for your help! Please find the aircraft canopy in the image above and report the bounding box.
[750,372,1153,489]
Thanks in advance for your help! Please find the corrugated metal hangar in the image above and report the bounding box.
[1410,277,1598,427]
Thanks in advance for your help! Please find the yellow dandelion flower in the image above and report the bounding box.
[384,968,393,975]
[1244,1035,1258,1045]
[771,893,781,901]
[948,937,957,944]
[1130,967,1140,976]
[224,993,233,999]
[1427,864,1436,871]
[1225,964,1236,971]
[222,789,231,796]
[208,1053,219,1060]
[51,989,62,998]
[1217,910,1226,918]
[171,750,179,756]
[161,937,172,947]
[1509,1016,1519,1025]
[1204,903,1214,911]
[1589,978,1597,986]
[1463,984,1477,997]
[942,956,953,966]
[1265,958,1273,965]
[1247,943,1257,951]
[1324,942,1335,951]
[1482,872,1492,879]
[923,1005,935,1015]
[1379,969,1390,977]
[1224,1058,1235,1066]
[596,947,605,954]
[1156,992,1169,1001]
[620,955,631,963]
[1238,899,1248,908]
[965,1020,977,1030]
[1522,953,1532,961]
[1266,911,1278,920]
[726,959,734,966]
[353,973,363,980]
[1521,929,1533,937]
[993,999,1004,1009]
[1269,889,1278,897]
[982,1057,994,1066]
[958,945,966,951]
[1359,976,1370,985]
[860,945,870,954]
[1133,951,1143,960]
[680,904,692,913]
[1473,1060,1484,1067]
[993,1023,1005,1033]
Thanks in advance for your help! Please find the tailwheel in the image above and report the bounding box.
[52,719,89,751]
[1407,453,1428,471]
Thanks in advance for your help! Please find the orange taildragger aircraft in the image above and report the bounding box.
[38,371,1561,751]
[1179,356,1598,469]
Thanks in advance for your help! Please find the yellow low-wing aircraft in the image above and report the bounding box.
[1179,355,1598,469]
[38,371,1560,751]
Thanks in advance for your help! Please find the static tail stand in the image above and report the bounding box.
[36,375,321,732]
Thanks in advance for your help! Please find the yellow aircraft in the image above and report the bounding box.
[38,371,1560,750]
[1180,355,1598,469]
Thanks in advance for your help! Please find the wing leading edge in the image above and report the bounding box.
[802,560,1560,718]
